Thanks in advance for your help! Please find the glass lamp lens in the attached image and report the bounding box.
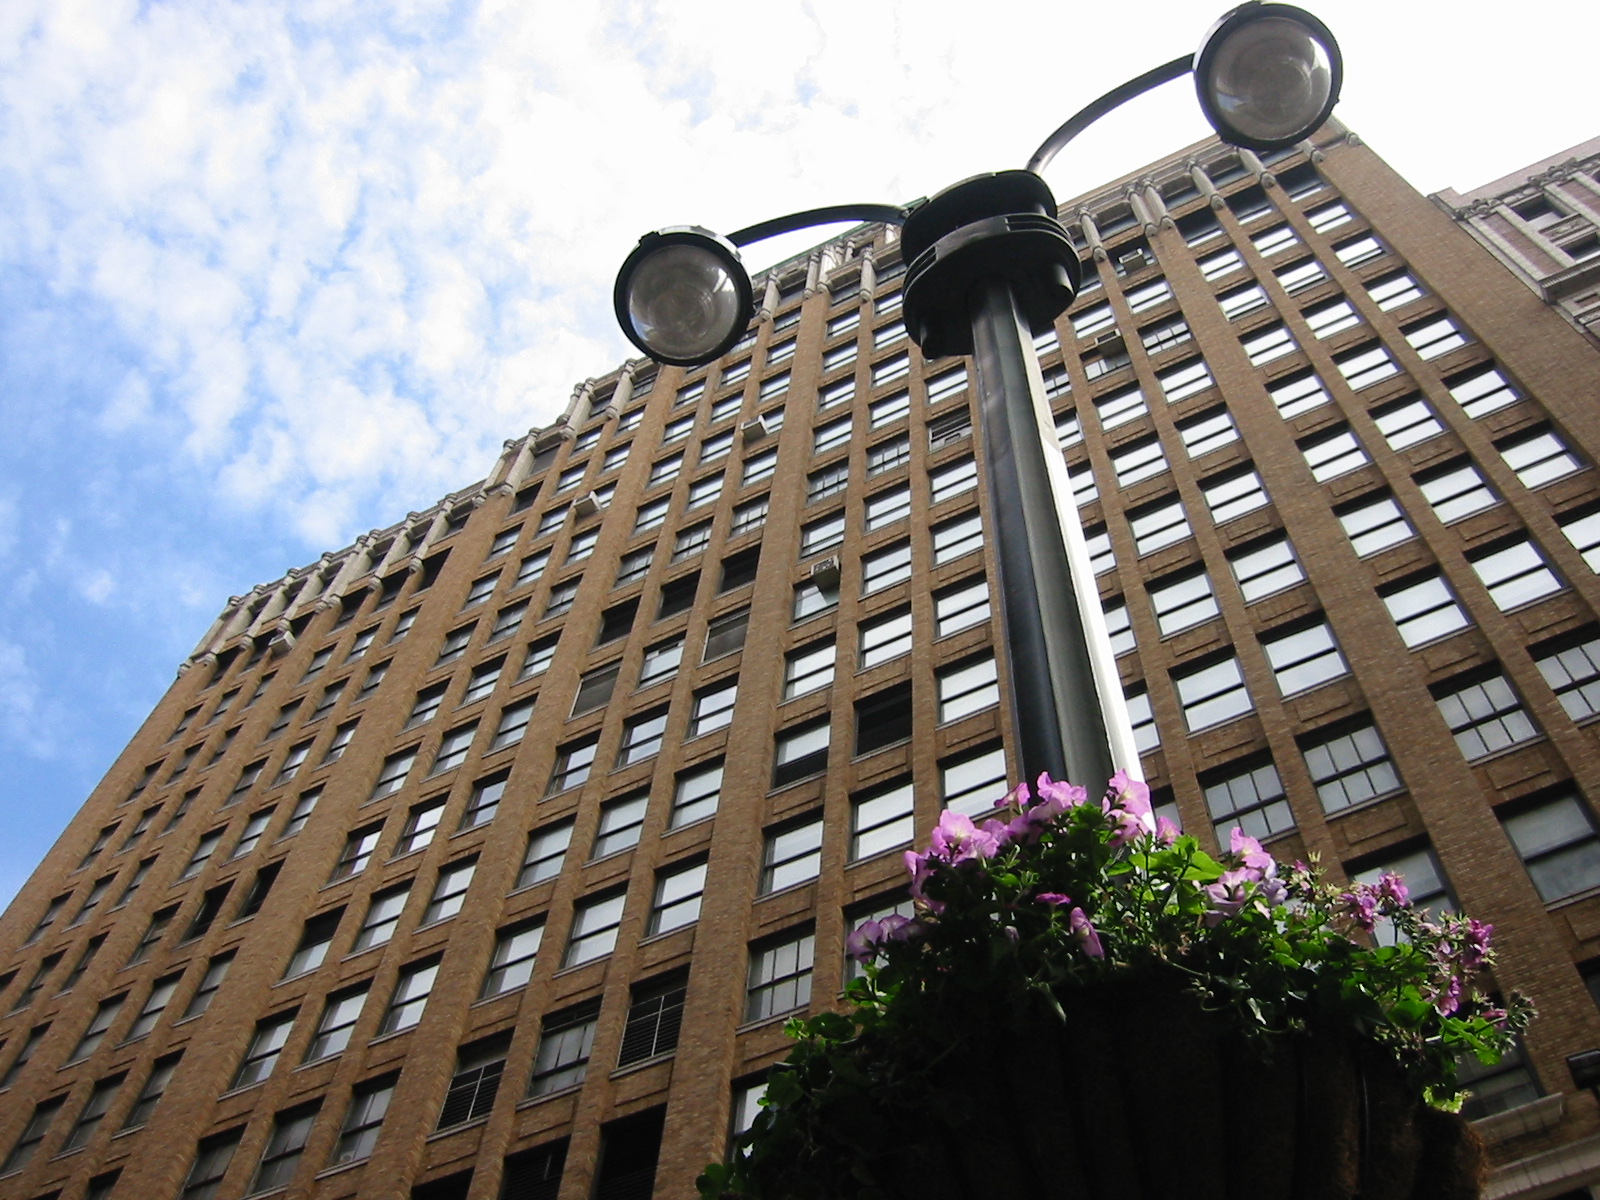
[1205,15,1333,144]
[626,243,743,363]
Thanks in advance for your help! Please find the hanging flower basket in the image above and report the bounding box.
[700,774,1530,1200]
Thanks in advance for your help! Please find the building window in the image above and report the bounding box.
[1303,297,1362,339]
[1366,269,1424,311]
[62,1072,123,1152]
[866,484,912,530]
[1404,314,1470,360]
[1335,342,1400,390]
[1261,620,1348,696]
[1381,573,1471,648]
[1112,436,1168,487]
[937,654,1000,722]
[482,919,544,998]
[379,957,440,1035]
[1148,569,1220,635]
[516,550,550,586]
[930,457,978,506]
[742,449,778,486]
[1095,384,1146,431]
[672,761,723,827]
[1535,630,1600,722]
[1501,793,1600,903]
[1268,370,1329,418]
[732,496,769,537]
[592,792,650,860]
[1251,224,1300,255]
[674,521,712,562]
[619,974,689,1066]
[1068,460,1098,508]
[1202,758,1292,841]
[331,825,382,882]
[1216,281,1267,320]
[762,817,824,894]
[932,511,984,563]
[774,719,830,787]
[1197,247,1243,281]
[232,1010,296,1088]
[529,1001,600,1096]
[407,685,446,730]
[1141,315,1192,355]
[1372,396,1444,450]
[1159,358,1214,402]
[648,454,683,487]
[934,575,990,636]
[127,905,174,965]
[808,462,849,503]
[547,736,598,793]
[180,829,223,880]
[1301,427,1369,482]
[1130,496,1190,554]
[1177,408,1239,458]
[353,883,410,953]
[563,890,627,966]
[125,973,180,1042]
[1449,364,1520,419]
[639,636,684,686]
[1174,655,1252,732]
[369,749,415,801]
[634,497,670,533]
[801,512,846,558]
[1416,461,1498,523]
[1243,324,1297,367]
[1301,720,1401,813]
[1275,258,1327,295]
[463,657,504,704]
[650,860,708,935]
[331,1075,396,1164]
[851,780,915,861]
[872,432,916,471]
[284,908,342,978]
[860,608,914,667]
[1434,671,1539,760]
[254,1108,321,1194]
[793,578,838,622]
[1202,467,1269,524]
[1228,535,1303,602]
[1500,426,1583,489]
[1468,539,1563,611]
[941,745,1009,817]
[784,640,836,700]
[746,931,815,1022]
[182,952,234,1019]
[704,608,750,660]
[431,723,477,775]
[856,682,913,753]
[1338,492,1414,557]
[421,858,476,925]
[518,820,573,889]
[437,1035,510,1130]
[690,678,739,737]
[180,1128,243,1200]
[862,539,913,595]
[572,663,620,717]
[870,390,911,427]
[1333,234,1384,267]
[521,636,558,680]
[305,985,369,1061]
[659,572,700,618]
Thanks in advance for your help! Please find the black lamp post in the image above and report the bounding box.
[614,2,1341,790]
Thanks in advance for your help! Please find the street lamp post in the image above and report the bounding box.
[613,1,1341,789]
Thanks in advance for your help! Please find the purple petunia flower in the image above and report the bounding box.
[929,811,1001,864]
[1204,869,1254,926]
[1376,872,1411,910]
[845,919,884,964]
[1035,892,1074,908]
[1069,907,1104,958]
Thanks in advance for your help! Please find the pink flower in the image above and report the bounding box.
[903,850,944,912]
[1069,908,1104,958]
[1102,771,1156,847]
[845,919,884,964]
[1155,816,1181,845]
[1035,892,1074,908]
[1338,887,1379,934]
[1459,919,1493,970]
[1376,872,1411,910]
[928,811,1001,864]
[1204,869,1254,926]
[1229,828,1275,881]
[1431,975,1463,1016]
[879,913,921,942]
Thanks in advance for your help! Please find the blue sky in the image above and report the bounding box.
[2,0,1598,914]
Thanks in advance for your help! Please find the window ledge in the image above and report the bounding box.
[1471,1093,1565,1145]
[427,1116,489,1142]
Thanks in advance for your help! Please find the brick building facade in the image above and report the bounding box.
[7,120,1600,1200]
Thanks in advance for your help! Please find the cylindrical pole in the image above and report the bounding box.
[968,276,1139,790]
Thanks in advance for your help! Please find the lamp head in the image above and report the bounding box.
[1194,2,1342,152]
[613,227,755,368]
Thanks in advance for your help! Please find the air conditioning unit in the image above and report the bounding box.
[1092,330,1126,354]
[574,491,604,518]
[741,416,770,442]
[267,628,296,657]
[809,556,841,590]
[1117,248,1151,272]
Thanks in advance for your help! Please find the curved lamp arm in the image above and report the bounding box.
[1025,53,1194,176]
[729,203,910,248]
